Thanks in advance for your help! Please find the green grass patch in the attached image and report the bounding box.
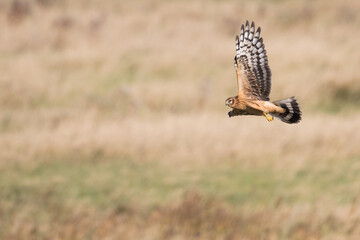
[1,132,358,240]
[1,155,360,213]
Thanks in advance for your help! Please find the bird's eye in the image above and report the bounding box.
[226,99,233,105]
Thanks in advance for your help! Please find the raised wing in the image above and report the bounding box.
[234,21,271,101]
[234,54,261,99]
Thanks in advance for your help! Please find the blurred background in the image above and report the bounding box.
[1,0,360,239]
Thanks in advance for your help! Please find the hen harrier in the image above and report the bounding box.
[226,21,301,124]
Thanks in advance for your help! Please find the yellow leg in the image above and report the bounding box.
[264,112,274,122]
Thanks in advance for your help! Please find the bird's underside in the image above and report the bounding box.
[225,21,302,124]
[228,106,262,117]
[228,99,285,122]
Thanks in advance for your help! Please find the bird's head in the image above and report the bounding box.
[225,97,236,107]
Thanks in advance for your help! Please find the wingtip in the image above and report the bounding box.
[257,26,261,34]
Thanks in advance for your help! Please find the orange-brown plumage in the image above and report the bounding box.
[226,21,301,124]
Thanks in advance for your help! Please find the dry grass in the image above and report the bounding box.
[2,190,360,240]
[1,0,360,239]
[2,112,360,169]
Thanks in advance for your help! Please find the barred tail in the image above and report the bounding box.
[271,97,302,124]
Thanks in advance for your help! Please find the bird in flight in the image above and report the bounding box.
[225,21,301,124]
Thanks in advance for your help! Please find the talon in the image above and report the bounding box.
[264,113,274,122]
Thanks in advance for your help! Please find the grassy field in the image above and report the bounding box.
[1,0,360,239]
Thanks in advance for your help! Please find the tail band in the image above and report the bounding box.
[271,97,301,124]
